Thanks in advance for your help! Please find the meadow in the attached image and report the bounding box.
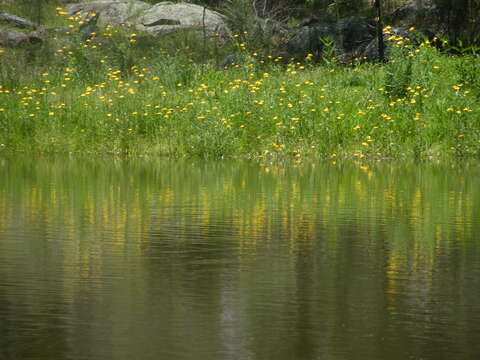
[0,6,479,160]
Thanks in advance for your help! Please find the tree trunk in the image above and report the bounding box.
[374,0,385,63]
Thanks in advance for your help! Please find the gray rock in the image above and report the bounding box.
[0,28,42,47]
[336,17,375,53]
[137,2,229,37]
[66,1,230,38]
[67,1,151,26]
[285,17,374,57]
[361,36,389,61]
[286,22,336,56]
[218,54,238,69]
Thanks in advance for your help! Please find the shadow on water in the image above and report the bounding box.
[1,155,480,360]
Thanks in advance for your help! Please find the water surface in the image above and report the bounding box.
[1,156,479,360]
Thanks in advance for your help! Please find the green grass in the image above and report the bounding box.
[0,7,479,160]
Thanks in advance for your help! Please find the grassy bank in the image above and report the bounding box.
[1,7,479,160]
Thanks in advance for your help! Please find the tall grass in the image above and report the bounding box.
[0,6,479,160]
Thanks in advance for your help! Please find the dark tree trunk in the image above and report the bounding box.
[374,0,385,62]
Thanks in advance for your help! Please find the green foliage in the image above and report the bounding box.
[455,54,480,97]
[1,0,65,25]
[431,0,480,46]
[1,2,480,159]
[319,36,338,67]
[384,56,412,99]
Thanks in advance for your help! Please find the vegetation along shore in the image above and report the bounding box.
[0,0,479,160]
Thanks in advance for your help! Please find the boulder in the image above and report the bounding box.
[361,36,388,61]
[286,22,336,57]
[137,2,229,37]
[285,17,374,58]
[247,17,290,50]
[0,28,43,47]
[66,1,151,26]
[66,1,230,38]
[336,17,375,53]
[218,53,239,69]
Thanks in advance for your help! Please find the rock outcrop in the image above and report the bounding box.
[137,2,229,36]
[66,1,230,37]
[285,17,375,58]
[337,17,375,53]
[66,1,151,26]
[0,28,43,47]
[0,1,441,63]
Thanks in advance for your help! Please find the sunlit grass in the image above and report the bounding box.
[0,7,479,160]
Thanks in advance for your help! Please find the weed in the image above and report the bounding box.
[0,6,479,160]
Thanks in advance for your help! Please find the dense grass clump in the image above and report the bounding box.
[0,6,479,160]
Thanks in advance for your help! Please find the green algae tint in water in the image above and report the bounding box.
[0,156,480,360]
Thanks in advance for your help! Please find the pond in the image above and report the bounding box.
[1,155,479,360]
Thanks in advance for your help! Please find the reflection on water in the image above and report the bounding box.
[0,156,479,360]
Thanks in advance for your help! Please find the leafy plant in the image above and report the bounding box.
[455,54,480,96]
[319,36,338,67]
[383,57,412,98]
